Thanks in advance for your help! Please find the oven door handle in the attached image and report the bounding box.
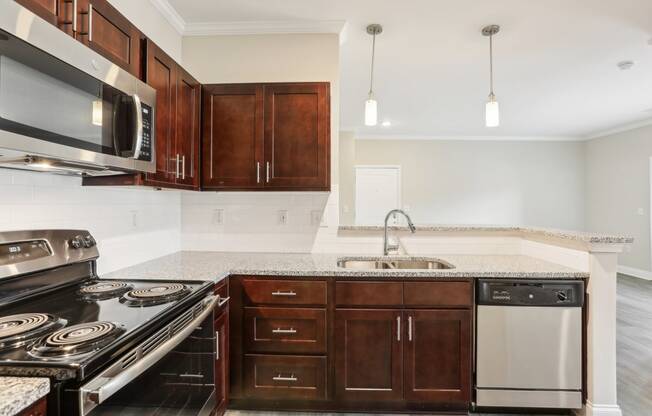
[78,295,218,415]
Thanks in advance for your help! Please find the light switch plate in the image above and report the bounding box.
[212,209,224,225]
[278,210,288,225]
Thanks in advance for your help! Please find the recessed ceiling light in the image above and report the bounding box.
[381,121,391,127]
[617,60,635,70]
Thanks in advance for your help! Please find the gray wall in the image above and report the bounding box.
[586,124,652,272]
[340,139,586,230]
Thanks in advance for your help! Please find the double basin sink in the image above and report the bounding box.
[337,257,454,270]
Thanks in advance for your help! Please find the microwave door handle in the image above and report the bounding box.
[131,94,143,160]
[79,295,218,415]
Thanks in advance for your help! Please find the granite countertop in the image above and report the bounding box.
[103,251,589,283]
[338,224,634,245]
[0,377,49,416]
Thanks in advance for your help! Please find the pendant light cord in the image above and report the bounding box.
[489,34,494,97]
[369,32,376,97]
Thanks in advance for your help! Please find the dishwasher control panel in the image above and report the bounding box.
[477,279,584,307]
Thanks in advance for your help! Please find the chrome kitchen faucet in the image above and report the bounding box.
[383,209,416,255]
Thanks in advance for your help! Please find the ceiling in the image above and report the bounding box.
[163,0,652,139]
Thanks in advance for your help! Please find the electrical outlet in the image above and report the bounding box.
[637,208,645,216]
[212,209,225,225]
[278,210,288,225]
[311,210,323,226]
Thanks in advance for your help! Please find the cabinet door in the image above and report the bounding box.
[263,83,330,190]
[214,308,229,416]
[15,0,60,26]
[78,0,142,77]
[404,310,471,404]
[175,67,201,189]
[144,40,176,186]
[334,309,402,401]
[202,84,264,189]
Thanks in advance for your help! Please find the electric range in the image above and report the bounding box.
[0,230,222,416]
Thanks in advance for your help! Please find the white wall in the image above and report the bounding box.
[341,139,586,229]
[181,34,341,252]
[107,0,182,62]
[0,170,181,274]
[586,124,652,273]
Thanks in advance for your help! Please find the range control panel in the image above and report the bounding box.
[0,240,51,266]
[477,279,584,307]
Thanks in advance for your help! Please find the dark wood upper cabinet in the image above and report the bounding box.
[78,0,142,77]
[202,84,264,189]
[404,309,471,404]
[202,82,330,192]
[264,83,330,190]
[334,309,403,402]
[174,67,201,188]
[144,40,176,186]
[15,0,61,26]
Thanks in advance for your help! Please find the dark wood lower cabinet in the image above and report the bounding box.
[17,397,46,416]
[229,276,472,413]
[334,309,403,402]
[404,309,471,404]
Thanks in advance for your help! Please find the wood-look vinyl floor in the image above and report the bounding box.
[226,275,651,415]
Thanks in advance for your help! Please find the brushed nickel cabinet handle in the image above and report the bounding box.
[181,155,186,180]
[72,0,78,32]
[273,374,298,382]
[272,328,297,334]
[397,316,401,342]
[408,316,413,342]
[175,154,180,178]
[256,162,261,183]
[266,161,270,183]
[88,4,93,41]
[271,290,296,297]
[215,330,219,360]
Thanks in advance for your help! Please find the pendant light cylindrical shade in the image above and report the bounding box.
[365,24,382,127]
[365,97,378,126]
[485,97,500,127]
[482,25,500,127]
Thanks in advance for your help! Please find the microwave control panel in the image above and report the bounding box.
[138,103,153,161]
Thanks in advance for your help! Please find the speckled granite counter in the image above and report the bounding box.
[0,377,49,416]
[339,224,633,245]
[103,251,588,283]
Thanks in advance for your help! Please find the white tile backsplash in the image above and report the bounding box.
[0,170,181,274]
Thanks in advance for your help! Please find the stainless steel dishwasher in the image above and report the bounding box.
[475,279,584,410]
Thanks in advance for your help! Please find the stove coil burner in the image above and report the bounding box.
[120,283,190,307]
[79,281,133,300]
[0,313,67,351]
[29,321,124,359]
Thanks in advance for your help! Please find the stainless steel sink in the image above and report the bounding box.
[337,258,454,270]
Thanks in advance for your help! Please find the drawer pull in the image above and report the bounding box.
[272,327,297,334]
[273,374,298,382]
[272,290,297,297]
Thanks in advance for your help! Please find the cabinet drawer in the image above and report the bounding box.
[244,354,327,400]
[244,307,326,354]
[242,279,326,305]
[335,281,402,306]
[404,281,472,307]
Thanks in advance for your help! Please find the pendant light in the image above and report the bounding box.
[365,24,382,126]
[482,25,500,127]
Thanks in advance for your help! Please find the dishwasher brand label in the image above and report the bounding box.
[491,290,511,301]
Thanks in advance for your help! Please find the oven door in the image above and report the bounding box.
[0,2,155,175]
[68,296,218,416]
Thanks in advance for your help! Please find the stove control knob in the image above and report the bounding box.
[83,235,96,248]
[70,236,84,249]
[557,291,568,302]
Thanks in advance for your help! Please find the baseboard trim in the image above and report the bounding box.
[618,265,652,280]
[576,400,623,416]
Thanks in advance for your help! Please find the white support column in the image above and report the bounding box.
[581,248,623,416]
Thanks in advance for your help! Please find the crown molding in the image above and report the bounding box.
[352,133,583,142]
[184,20,346,37]
[585,117,652,140]
[149,0,186,35]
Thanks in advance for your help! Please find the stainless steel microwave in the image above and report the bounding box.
[0,2,156,176]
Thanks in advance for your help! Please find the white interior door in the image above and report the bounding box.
[355,166,401,225]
